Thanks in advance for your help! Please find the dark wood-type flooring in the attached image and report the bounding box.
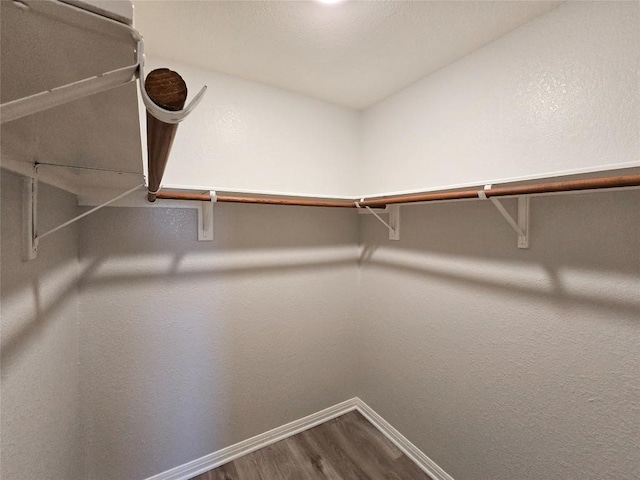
[191,410,432,480]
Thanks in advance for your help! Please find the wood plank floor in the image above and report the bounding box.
[191,410,432,480]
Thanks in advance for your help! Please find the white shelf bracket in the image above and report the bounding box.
[488,196,529,249]
[387,205,401,241]
[356,200,401,240]
[515,196,530,249]
[23,171,143,260]
[23,166,38,261]
[197,191,216,241]
[479,185,529,249]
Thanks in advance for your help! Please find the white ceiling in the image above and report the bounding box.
[133,0,560,110]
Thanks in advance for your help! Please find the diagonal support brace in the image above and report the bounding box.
[356,201,400,240]
[23,168,144,261]
[489,196,530,249]
[478,185,529,249]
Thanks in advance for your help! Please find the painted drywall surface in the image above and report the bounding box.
[358,190,640,480]
[360,1,640,195]
[1,171,81,480]
[142,57,361,197]
[77,203,360,480]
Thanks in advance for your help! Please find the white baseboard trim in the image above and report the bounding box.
[354,398,455,480]
[144,397,453,480]
[143,398,359,480]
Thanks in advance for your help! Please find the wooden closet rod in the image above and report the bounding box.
[361,174,640,207]
[156,174,640,208]
[145,69,188,203]
[156,191,356,208]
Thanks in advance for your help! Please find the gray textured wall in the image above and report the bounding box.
[77,203,360,480]
[1,171,81,480]
[358,190,640,480]
[3,177,638,480]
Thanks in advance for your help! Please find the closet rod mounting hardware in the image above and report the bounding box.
[23,169,38,261]
[136,40,207,125]
[23,165,143,260]
[198,191,216,242]
[356,200,400,240]
[479,185,529,248]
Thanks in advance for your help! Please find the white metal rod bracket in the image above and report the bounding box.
[478,184,529,248]
[488,196,530,249]
[516,196,530,249]
[24,176,143,260]
[356,200,401,240]
[387,204,401,241]
[197,190,216,241]
[23,166,38,261]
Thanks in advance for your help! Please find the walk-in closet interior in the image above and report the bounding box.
[1,1,638,479]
